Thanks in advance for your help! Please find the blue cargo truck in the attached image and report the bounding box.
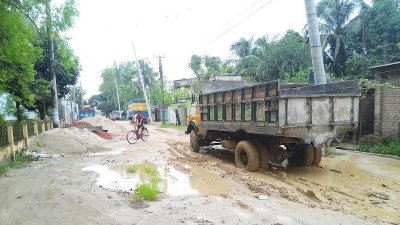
[78,105,95,119]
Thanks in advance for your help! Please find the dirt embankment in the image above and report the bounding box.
[29,127,107,155]
[81,116,128,134]
[29,115,128,155]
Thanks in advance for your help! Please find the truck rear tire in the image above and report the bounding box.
[313,146,322,165]
[235,141,260,172]
[190,130,201,153]
[302,145,315,166]
[254,141,269,170]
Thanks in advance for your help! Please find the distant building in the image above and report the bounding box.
[173,74,242,89]
[173,78,196,89]
[211,74,241,81]
[370,61,400,138]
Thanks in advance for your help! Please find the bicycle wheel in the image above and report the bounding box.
[141,128,149,142]
[127,130,138,144]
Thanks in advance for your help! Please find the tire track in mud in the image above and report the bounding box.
[166,140,399,224]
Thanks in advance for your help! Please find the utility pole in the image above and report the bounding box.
[46,0,60,127]
[156,55,166,124]
[132,42,153,124]
[304,0,326,84]
[113,62,121,111]
[80,81,84,108]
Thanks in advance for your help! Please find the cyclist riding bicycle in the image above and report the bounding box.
[131,111,145,135]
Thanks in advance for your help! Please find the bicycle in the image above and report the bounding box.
[127,124,149,144]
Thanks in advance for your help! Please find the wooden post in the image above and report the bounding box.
[50,121,53,129]
[22,122,29,148]
[7,125,15,162]
[47,122,51,131]
[34,121,38,135]
[42,122,46,133]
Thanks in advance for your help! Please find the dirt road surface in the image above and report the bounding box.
[0,121,399,225]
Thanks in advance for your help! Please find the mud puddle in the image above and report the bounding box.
[286,153,400,223]
[82,163,229,196]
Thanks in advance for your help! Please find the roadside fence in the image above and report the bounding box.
[0,119,65,162]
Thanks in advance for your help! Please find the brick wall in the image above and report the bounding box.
[374,71,400,138]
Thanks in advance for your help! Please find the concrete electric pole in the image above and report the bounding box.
[156,55,166,124]
[46,0,60,127]
[304,0,326,84]
[113,62,121,111]
[132,42,153,124]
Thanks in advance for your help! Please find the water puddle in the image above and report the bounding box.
[87,147,127,156]
[161,166,199,196]
[82,165,140,191]
[189,166,230,195]
[82,163,199,196]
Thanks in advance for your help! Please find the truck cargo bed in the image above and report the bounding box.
[198,80,359,146]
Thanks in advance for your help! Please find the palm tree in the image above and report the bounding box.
[230,37,255,58]
[317,0,367,76]
[230,37,267,78]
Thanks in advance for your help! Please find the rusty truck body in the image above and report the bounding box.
[186,80,360,171]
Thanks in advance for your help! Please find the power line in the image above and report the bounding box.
[207,0,278,46]
[213,0,268,33]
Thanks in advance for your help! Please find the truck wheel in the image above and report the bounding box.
[302,144,315,166]
[190,130,201,153]
[313,146,322,165]
[254,141,269,170]
[235,141,260,172]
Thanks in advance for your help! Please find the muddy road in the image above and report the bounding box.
[0,122,399,225]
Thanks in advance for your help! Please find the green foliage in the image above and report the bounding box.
[127,165,137,174]
[358,135,400,156]
[316,0,366,76]
[97,60,159,114]
[0,1,40,109]
[231,30,311,82]
[0,0,80,120]
[173,88,189,102]
[0,150,36,176]
[188,55,226,81]
[188,55,204,80]
[67,86,85,109]
[282,68,309,84]
[134,183,158,201]
[131,164,161,202]
[362,0,400,66]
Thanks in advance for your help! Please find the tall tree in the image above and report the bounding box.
[316,0,366,77]
[188,55,204,80]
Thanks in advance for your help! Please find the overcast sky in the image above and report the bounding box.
[66,0,310,98]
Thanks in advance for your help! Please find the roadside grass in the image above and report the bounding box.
[0,150,35,176]
[159,123,186,132]
[358,139,400,157]
[134,183,158,201]
[126,165,137,174]
[130,164,161,202]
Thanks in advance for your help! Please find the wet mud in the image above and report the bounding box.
[166,140,400,224]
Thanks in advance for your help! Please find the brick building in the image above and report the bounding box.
[370,62,400,138]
